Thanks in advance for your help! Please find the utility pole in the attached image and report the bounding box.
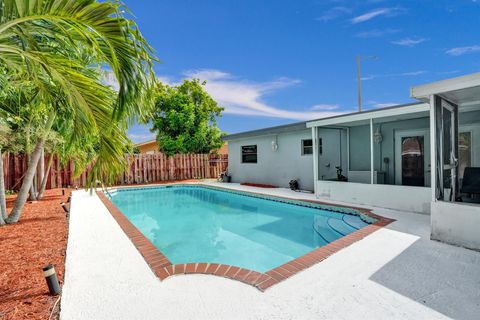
[357,55,362,112]
[356,55,378,113]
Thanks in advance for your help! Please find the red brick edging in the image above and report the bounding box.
[96,187,394,291]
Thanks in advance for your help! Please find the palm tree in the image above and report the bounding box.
[36,129,64,200]
[0,0,156,224]
[0,122,11,225]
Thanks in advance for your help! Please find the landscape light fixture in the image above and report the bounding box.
[61,202,69,213]
[43,264,61,295]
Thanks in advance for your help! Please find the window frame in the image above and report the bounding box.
[301,139,313,156]
[241,145,258,164]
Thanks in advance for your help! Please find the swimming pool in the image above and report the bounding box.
[108,185,373,273]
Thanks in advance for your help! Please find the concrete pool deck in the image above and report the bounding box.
[61,182,480,320]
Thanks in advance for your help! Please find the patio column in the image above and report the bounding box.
[346,127,350,173]
[312,126,318,195]
[370,118,374,184]
[429,95,437,201]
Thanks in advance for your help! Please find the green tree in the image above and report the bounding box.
[0,0,156,224]
[150,79,225,156]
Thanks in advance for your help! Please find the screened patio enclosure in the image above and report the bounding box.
[307,87,480,222]
[307,103,432,214]
[412,72,480,250]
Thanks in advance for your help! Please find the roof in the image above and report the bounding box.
[134,139,157,147]
[411,72,480,106]
[306,102,429,127]
[223,102,427,141]
[222,121,308,141]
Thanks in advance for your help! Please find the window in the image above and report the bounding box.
[302,139,313,155]
[301,138,322,155]
[241,145,257,163]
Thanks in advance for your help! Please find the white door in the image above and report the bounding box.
[318,130,342,180]
[435,98,458,201]
[395,129,431,187]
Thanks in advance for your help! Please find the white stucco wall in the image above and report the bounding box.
[316,180,431,214]
[227,129,315,190]
[431,201,480,250]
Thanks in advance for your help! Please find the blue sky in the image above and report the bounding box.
[124,0,480,143]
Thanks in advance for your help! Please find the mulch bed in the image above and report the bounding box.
[0,189,70,320]
[0,180,199,319]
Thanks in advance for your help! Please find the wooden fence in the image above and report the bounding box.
[1,153,228,191]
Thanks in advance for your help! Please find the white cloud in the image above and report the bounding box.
[184,69,348,120]
[157,75,176,86]
[437,70,461,75]
[360,75,376,81]
[351,7,403,24]
[310,104,340,111]
[103,70,175,89]
[355,28,400,38]
[102,70,119,91]
[446,45,480,56]
[316,6,351,22]
[361,70,426,81]
[185,69,231,81]
[399,70,426,76]
[391,37,427,47]
[128,133,155,143]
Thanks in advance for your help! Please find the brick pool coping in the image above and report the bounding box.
[96,185,395,291]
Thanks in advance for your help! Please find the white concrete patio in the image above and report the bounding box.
[61,182,480,320]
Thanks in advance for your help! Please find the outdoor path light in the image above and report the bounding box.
[61,202,69,213]
[43,264,61,295]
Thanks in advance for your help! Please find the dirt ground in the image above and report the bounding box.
[0,189,70,320]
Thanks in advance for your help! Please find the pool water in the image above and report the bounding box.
[109,186,370,273]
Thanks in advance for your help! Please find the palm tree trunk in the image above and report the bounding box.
[5,137,46,224]
[39,147,45,186]
[37,152,54,200]
[28,151,38,201]
[0,150,7,226]
[29,165,37,201]
[5,111,55,224]
[25,126,37,202]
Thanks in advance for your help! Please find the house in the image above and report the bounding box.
[135,139,228,155]
[224,72,480,250]
[135,139,159,154]
[224,121,315,190]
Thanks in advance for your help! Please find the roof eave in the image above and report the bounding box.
[306,102,428,128]
[223,121,308,141]
[411,72,480,102]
